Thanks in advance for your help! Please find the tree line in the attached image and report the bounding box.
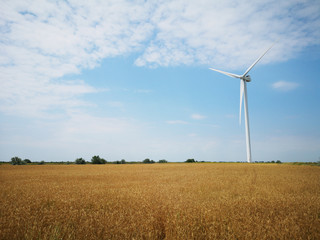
[8,156,286,165]
[8,156,204,165]
[8,156,171,165]
[76,156,170,164]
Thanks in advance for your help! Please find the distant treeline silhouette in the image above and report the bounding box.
[9,156,318,165]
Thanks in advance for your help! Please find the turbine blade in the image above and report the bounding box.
[209,68,241,79]
[242,42,276,77]
[239,80,244,125]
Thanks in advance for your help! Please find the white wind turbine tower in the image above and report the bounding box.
[209,44,275,163]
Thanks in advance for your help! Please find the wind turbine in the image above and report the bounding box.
[209,44,275,163]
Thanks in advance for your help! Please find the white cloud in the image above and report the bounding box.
[191,114,206,120]
[0,0,319,118]
[0,74,97,118]
[0,0,153,117]
[135,0,320,69]
[272,81,299,91]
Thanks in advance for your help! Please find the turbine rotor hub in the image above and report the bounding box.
[244,75,251,82]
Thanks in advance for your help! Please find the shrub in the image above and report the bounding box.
[11,157,25,165]
[185,159,196,163]
[114,159,126,164]
[276,160,282,164]
[158,159,168,163]
[101,158,107,164]
[75,158,86,164]
[91,155,107,164]
[23,159,31,164]
[143,158,155,164]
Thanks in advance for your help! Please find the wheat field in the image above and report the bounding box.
[0,163,319,239]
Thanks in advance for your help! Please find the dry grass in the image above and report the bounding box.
[0,163,319,239]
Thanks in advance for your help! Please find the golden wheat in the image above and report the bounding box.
[0,163,319,239]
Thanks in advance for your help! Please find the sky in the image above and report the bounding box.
[0,0,320,162]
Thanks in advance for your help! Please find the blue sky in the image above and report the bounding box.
[1,0,319,162]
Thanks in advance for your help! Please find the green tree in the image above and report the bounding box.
[11,156,25,165]
[23,159,31,164]
[91,155,106,164]
[100,158,107,164]
[114,159,126,164]
[143,158,155,164]
[185,158,195,163]
[158,159,167,163]
[75,158,86,164]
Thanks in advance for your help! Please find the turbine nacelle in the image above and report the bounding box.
[243,75,251,82]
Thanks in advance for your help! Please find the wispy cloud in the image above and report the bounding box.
[134,89,153,94]
[272,81,299,91]
[191,114,206,120]
[188,133,198,137]
[0,1,153,117]
[135,0,320,69]
[225,114,236,119]
[107,101,124,108]
[61,113,134,136]
[166,120,189,125]
[0,0,319,118]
